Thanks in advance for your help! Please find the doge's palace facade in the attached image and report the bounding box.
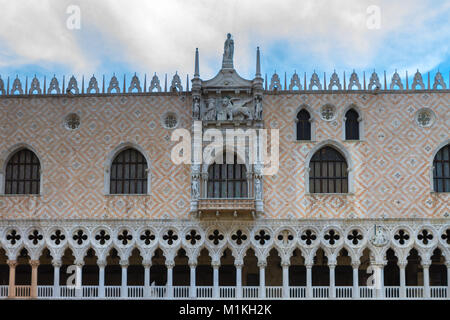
[0,34,449,300]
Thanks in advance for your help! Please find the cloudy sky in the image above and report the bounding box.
[0,0,449,89]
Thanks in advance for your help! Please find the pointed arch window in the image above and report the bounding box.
[296,109,311,141]
[433,144,450,192]
[309,146,348,193]
[345,109,360,140]
[110,148,148,194]
[5,149,40,194]
[207,153,248,198]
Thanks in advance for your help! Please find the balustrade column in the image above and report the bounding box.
[7,260,17,298]
[306,264,313,298]
[143,261,151,298]
[166,261,174,298]
[258,261,266,299]
[329,263,336,299]
[282,261,289,299]
[352,262,359,299]
[52,260,61,298]
[189,261,197,298]
[30,260,39,298]
[422,262,431,299]
[399,262,406,298]
[98,260,106,298]
[212,261,220,298]
[235,262,243,299]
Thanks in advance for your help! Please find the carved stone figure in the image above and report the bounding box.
[204,98,217,121]
[222,33,234,68]
[222,97,253,121]
[193,97,200,119]
[370,225,388,247]
[254,97,263,120]
[191,179,200,199]
[255,178,262,200]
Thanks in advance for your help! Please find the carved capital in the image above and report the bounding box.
[119,259,129,267]
[257,261,267,268]
[97,260,107,268]
[6,260,18,268]
[165,260,175,269]
[29,260,40,268]
[52,260,62,268]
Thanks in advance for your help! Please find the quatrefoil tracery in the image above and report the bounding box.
[394,229,410,245]
[186,230,201,245]
[28,230,43,245]
[118,230,133,245]
[324,229,340,245]
[73,229,88,245]
[441,229,450,245]
[50,230,66,245]
[231,230,247,245]
[347,230,363,245]
[301,229,317,246]
[417,229,433,245]
[140,230,156,246]
[254,230,271,245]
[208,230,224,246]
[6,230,21,245]
[162,230,178,245]
[95,230,110,245]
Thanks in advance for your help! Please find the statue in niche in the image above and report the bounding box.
[222,97,253,121]
[191,179,200,199]
[222,33,234,68]
[193,97,200,119]
[254,97,262,120]
[204,98,217,121]
[255,178,262,200]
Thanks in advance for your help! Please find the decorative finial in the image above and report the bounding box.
[194,48,200,78]
[256,46,261,78]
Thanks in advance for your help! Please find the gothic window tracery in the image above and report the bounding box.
[296,109,311,141]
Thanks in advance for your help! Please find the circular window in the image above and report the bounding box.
[320,104,336,121]
[415,108,435,128]
[162,112,178,129]
[64,113,80,130]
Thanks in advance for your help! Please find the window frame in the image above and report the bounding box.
[432,142,450,193]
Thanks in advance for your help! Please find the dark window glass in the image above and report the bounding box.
[207,153,247,198]
[345,109,360,140]
[110,149,147,194]
[433,144,450,192]
[309,146,348,193]
[5,149,40,195]
[296,109,311,141]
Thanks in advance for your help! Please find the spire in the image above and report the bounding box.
[256,47,261,78]
[194,48,200,78]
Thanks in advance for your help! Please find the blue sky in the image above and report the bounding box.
[0,0,449,90]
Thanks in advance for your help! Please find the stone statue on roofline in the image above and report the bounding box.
[222,33,234,69]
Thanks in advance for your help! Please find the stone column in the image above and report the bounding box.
[52,260,61,298]
[399,262,407,298]
[258,261,266,299]
[352,262,359,299]
[446,262,450,299]
[166,261,174,298]
[142,260,151,298]
[306,263,313,298]
[212,261,220,298]
[30,260,39,298]
[98,260,106,299]
[235,261,243,299]
[7,260,17,298]
[329,263,336,299]
[75,262,83,298]
[120,260,128,298]
[189,261,197,298]
[282,261,290,299]
[422,262,430,299]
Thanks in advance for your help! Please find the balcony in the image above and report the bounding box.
[197,198,256,214]
[1,285,448,300]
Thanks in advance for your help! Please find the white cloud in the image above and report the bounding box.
[0,0,448,79]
